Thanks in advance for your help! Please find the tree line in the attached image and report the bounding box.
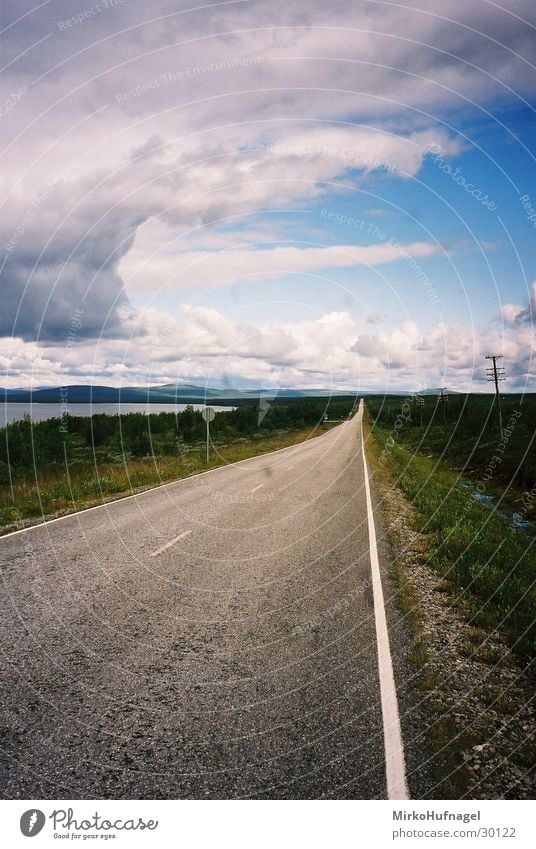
[366,393,536,490]
[0,397,358,481]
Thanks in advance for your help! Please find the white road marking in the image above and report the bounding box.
[149,530,191,558]
[250,483,264,493]
[0,422,341,541]
[360,404,409,801]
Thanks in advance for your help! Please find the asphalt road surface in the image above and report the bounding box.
[0,404,422,799]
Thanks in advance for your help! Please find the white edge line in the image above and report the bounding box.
[360,403,409,801]
[0,422,346,541]
[250,483,264,493]
[149,529,191,558]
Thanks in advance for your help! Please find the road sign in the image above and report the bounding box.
[202,407,215,462]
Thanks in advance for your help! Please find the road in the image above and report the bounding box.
[0,403,414,799]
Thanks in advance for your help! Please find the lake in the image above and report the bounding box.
[1,402,235,427]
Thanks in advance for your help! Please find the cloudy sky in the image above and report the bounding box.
[1,0,535,392]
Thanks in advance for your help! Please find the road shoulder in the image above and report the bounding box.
[363,420,436,800]
[364,416,536,800]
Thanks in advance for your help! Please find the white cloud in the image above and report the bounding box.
[0,112,455,338]
[120,229,442,293]
[2,289,534,391]
[499,281,536,327]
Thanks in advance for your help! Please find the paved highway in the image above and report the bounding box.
[0,403,419,799]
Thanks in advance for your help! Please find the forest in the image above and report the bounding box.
[0,396,357,478]
[0,396,358,526]
[366,392,536,491]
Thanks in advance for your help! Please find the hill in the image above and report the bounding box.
[0,383,360,403]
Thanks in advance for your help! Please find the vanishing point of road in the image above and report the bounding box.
[0,402,426,799]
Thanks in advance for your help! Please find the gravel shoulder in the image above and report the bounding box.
[366,427,535,800]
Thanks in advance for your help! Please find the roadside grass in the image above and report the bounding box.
[0,423,337,534]
[365,413,536,797]
[363,414,475,797]
[368,423,536,665]
[364,393,536,497]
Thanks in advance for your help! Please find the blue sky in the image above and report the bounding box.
[1,1,535,391]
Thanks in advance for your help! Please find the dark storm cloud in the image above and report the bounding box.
[0,164,150,341]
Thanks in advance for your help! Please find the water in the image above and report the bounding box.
[1,402,235,427]
[458,481,534,537]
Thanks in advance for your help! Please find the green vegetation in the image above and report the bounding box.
[366,394,536,664]
[366,392,536,494]
[0,397,357,531]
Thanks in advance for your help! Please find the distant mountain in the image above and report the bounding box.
[2,385,143,403]
[0,383,471,404]
[1,383,360,404]
[357,388,464,397]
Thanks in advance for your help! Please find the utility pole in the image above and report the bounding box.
[415,395,424,427]
[438,387,448,429]
[485,354,505,438]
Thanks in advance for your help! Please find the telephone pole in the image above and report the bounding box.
[414,394,424,427]
[485,354,505,438]
[438,387,448,429]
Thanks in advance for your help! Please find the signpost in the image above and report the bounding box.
[202,407,215,463]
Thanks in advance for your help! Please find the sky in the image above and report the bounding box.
[1,0,535,392]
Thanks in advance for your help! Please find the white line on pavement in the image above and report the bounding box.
[250,483,264,493]
[149,530,191,558]
[360,404,409,801]
[0,424,343,542]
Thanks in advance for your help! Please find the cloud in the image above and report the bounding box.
[365,312,385,325]
[1,0,535,376]
[5,1,534,128]
[0,109,453,338]
[120,231,442,292]
[2,288,534,391]
[499,281,536,327]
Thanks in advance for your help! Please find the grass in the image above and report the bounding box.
[365,407,536,798]
[365,393,536,520]
[367,418,536,665]
[0,423,337,534]
[363,414,476,797]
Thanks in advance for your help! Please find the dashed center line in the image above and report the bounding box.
[150,530,191,557]
[250,483,264,493]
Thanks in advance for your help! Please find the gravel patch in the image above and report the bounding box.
[373,469,535,800]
